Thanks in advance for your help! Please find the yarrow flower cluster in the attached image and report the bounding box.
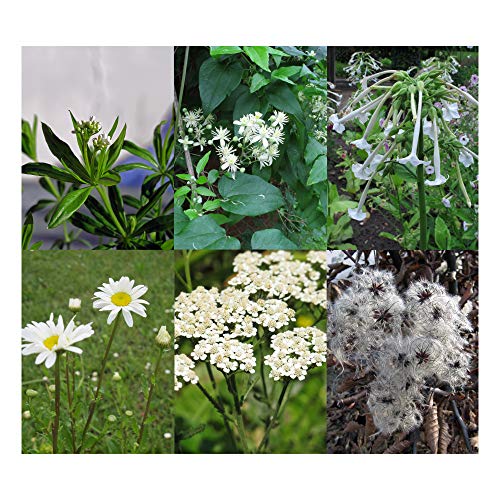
[175,353,199,391]
[329,268,472,434]
[228,251,326,308]
[179,108,287,177]
[265,327,326,381]
[329,68,479,221]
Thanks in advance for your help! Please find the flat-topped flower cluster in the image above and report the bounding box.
[329,268,472,434]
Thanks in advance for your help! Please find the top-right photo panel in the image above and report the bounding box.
[328,47,478,250]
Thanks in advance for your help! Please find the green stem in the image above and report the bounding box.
[52,355,61,454]
[78,318,120,453]
[257,379,291,453]
[175,46,190,146]
[183,250,193,292]
[226,373,249,453]
[65,354,77,453]
[96,185,127,238]
[416,119,427,249]
[137,348,164,448]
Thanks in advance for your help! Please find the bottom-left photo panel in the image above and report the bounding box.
[21,250,174,454]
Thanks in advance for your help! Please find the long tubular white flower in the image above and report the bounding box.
[360,70,398,90]
[348,74,398,109]
[339,94,386,126]
[425,117,447,186]
[398,88,429,167]
[455,162,472,208]
[22,314,94,369]
[351,139,386,179]
[461,146,479,160]
[445,81,479,107]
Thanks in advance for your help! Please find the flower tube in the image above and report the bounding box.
[425,117,447,186]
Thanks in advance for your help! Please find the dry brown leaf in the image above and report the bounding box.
[425,394,439,454]
[383,439,411,454]
[438,400,452,454]
[344,421,363,433]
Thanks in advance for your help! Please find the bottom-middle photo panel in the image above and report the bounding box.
[173,250,327,454]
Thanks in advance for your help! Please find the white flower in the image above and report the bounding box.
[441,101,460,121]
[93,276,149,327]
[178,135,193,151]
[425,117,448,187]
[442,197,451,208]
[459,149,474,168]
[220,153,240,176]
[422,117,435,141]
[68,298,81,312]
[463,221,470,231]
[356,111,370,124]
[459,134,469,146]
[22,313,94,369]
[352,162,376,180]
[329,114,345,134]
[155,326,171,348]
[350,137,372,152]
[269,111,289,129]
[348,207,367,221]
[212,126,231,145]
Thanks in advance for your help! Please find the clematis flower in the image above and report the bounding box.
[22,314,94,369]
[441,101,460,121]
[93,277,149,327]
[425,117,448,186]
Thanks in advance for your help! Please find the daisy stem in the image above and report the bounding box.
[416,118,428,249]
[52,355,61,454]
[257,379,291,453]
[65,354,77,453]
[137,348,164,448]
[78,318,120,452]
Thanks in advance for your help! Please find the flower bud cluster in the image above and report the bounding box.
[73,115,101,137]
[265,327,326,381]
[92,133,112,151]
[329,268,472,434]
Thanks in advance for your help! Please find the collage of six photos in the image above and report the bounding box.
[21,46,478,454]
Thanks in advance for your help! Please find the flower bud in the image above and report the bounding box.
[68,298,81,312]
[107,415,117,423]
[125,410,133,417]
[25,389,38,397]
[155,326,171,348]
[112,372,122,382]
[48,384,56,393]
[23,410,31,420]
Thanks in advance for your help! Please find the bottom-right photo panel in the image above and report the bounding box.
[327,250,478,454]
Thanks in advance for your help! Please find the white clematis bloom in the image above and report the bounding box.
[22,314,94,368]
[93,277,149,327]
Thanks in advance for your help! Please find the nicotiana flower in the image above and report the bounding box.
[442,197,451,208]
[22,313,94,368]
[425,117,448,186]
[459,149,474,168]
[441,100,460,121]
[329,113,345,134]
[93,276,149,327]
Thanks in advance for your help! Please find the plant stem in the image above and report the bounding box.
[416,119,427,249]
[52,355,61,454]
[65,354,77,453]
[257,379,291,453]
[175,46,190,145]
[183,250,193,292]
[78,318,120,452]
[137,348,164,448]
[96,185,127,238]
[226,373,249,453]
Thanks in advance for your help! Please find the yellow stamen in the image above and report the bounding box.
[43,335,59,351]
[111,292,132,307]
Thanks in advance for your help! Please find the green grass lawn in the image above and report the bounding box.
[22,250,174,454]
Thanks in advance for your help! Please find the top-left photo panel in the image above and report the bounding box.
[22,46,174,250]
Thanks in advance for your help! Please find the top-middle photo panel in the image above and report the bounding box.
[173,46,328,251]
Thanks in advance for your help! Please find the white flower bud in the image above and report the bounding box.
[156,326,171,348]
[68,298,81,312]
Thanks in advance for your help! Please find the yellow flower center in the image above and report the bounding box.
[111,292,132,307]
[43,335,59,351]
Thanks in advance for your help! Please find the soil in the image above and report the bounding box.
[327,251,479,454]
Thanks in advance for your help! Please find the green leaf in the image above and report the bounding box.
[199,59,243,114]
[251,229,298,250]
[207,169,219,184]
[22,162,77,183]
[271,66,302,84]
[196,151,211,174]
[210,46,242,57]
[196,186,215,197]
[307,156,327,185]
[233,90,260,123]
[100,171,121,186]
[106,124,127,169]
[196,175,208,184]
[41,123,90,183]
[176,174,193,181]
[250,73,270,93]
[22,214,34,250]
[48,187,93,228]
[174,205,189,233]
[434,216,451,249]
[393,165,418,183]
[305,137,326,165]
[174,186,191,198]
[123,140,157,166]
[379,231,399,242]
[108,116,120,138]
[184,209,199,220]
[202,199,221,211]
[174,215,240,250]
[218,172,284,216]
[266,82,303,118]
[243,46,270,72]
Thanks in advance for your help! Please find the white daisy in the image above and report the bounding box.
[22,314,94,369]
[93,276,149,327]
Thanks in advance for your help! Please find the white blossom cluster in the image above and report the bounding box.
[178,108,288,177]
[345,51,382,86]
[175,353,199,391]
[329,268,472,434]
[421,55,460,83]
[228,251,326,309]
[298,88,328,144]
[265,327,326,381]
[174,285,296,390]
